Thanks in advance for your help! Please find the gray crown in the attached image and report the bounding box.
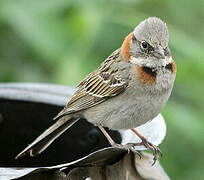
[134,17,169,48]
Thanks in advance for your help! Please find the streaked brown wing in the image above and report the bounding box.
[54,49,128,119]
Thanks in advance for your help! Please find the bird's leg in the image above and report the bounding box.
[97,125,142,157]
[128,128,162,165]
[97,125,116,146]
[97,124,130,149]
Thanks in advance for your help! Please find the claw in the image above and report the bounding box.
[140,137,162,165]
[126,138,162,165]
[111,139,161,164]
[112,143,142,158]
[134,150,143,159]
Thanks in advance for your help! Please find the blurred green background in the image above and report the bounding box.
[0,0,204,179]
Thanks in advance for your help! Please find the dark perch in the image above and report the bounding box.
[0,83,170,180]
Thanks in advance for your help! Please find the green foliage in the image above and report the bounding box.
[0,0,204,179]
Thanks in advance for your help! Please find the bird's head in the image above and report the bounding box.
[121,17,172,68]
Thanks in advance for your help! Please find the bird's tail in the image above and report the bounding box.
[15,115,79,159]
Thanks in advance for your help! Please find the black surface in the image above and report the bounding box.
[0,99,121,167]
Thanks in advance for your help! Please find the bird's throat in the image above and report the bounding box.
[142,66,157,78]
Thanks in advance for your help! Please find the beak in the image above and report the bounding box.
[153,46,165,59]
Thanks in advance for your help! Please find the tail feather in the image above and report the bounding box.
[15,116,79,159]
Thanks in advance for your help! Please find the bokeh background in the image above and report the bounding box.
[0,0,204,179]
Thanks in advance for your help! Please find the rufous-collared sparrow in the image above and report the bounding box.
[16,17,176,163]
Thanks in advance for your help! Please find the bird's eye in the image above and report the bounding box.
[140,41,154,53]
[140,41,148,49]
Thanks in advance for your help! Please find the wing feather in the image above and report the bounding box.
[54,49,129,120]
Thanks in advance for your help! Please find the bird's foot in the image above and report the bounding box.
[126,138,162,165]
[111,143,142,158]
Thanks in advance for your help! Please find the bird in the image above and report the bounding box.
[15,17,176,163]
